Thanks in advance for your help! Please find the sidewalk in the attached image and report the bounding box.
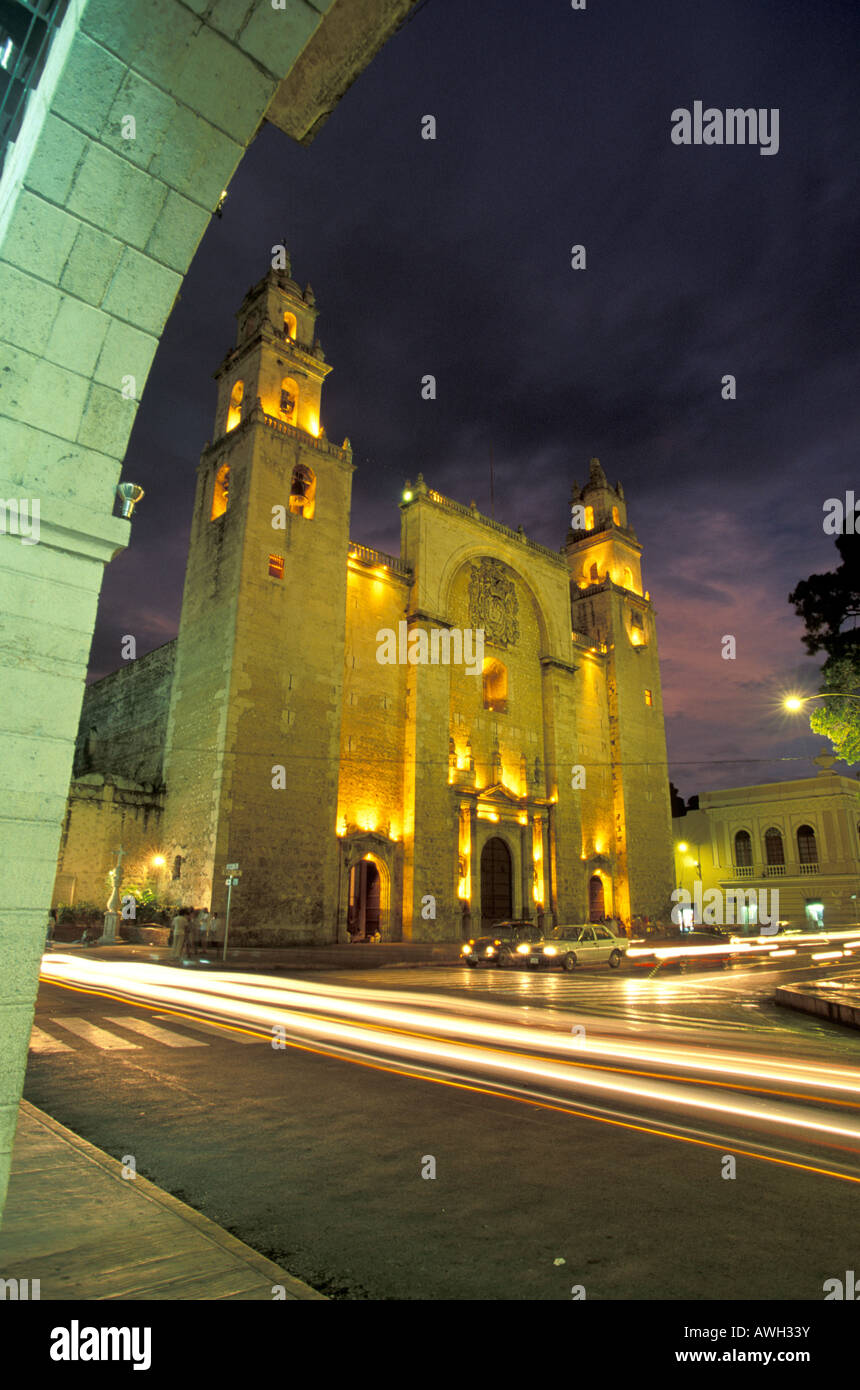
[775,971,860,1031]
[47,940,461,973]
[0,1101,325,1300]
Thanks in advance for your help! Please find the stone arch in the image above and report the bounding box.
[436,546,557,657]
[734,828,752,867]
[210,463,230,520]
[289,462,315,519]
[0,0,421,1228]
[226,380,244,432]
[279,375,299,424]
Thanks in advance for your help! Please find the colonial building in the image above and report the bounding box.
[673,763,860,930]
[55,259,675,943]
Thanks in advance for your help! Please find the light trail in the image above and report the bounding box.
[38,956,860,1164]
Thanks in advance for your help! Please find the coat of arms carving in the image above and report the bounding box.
[468,559,519,647]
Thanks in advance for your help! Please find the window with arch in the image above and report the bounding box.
[584,505,594,530]
[280,375,298,423]
[764,827,785,866]
[226,379,243,432]
[589,562,599,582]
[283,311,297,341]
[482,658,508,712]
[797,824,818,864]
[612,505,620,525]
[289,463,316,519]
[734,830,752,867]
[210,464,230,520]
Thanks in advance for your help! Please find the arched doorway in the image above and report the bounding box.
[481,837,512,926]
[588,874,605,922]
[347,859,381,941]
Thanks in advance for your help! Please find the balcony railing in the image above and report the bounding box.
[571,630,608,654]
[730,861,819,879]
[348,542,411,579]
[424,489,566,565]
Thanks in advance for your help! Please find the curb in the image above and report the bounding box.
[774,984,860,1032]
[16,1100,326,1301]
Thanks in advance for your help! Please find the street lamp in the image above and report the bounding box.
[674,840,701,931]
[784,693,860,711]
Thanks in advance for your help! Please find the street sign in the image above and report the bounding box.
[226,862,239,871]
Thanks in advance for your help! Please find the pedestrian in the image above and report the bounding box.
[45,908,57,949]
[197,907,210,956]
[185,908,199,959]
[209,912,221,949]
[170,907,186,961]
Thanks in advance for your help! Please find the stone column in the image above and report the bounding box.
[469,803,478,933]
[520,817,531,919]
[546,806,557,929]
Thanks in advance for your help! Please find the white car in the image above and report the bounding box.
[517,923,628,971]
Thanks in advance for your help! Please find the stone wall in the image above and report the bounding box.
[74,640,175,783]
[53,773,164,908]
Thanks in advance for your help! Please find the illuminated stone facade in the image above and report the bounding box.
[62,264,676,942]
[673,770,860,930]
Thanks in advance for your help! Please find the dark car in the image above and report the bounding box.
[460,920,543,968]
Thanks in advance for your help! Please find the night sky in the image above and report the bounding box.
[91,0,859,801]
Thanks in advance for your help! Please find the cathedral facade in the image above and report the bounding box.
[58,261,675,943]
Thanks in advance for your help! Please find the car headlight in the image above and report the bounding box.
[543,946,557,956]
[462,945,471,954]
[516,943,530,954]
[485,947,495,955]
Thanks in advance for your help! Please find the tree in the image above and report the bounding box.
[789,533,860,762]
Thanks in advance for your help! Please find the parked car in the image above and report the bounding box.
[460,921,543,968]
[517,923,628,971]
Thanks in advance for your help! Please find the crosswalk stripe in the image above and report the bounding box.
[52,1017,141,1050]
[102,1015,208,1048]
[152,1013,262,1044]
[29,1025,73,1053]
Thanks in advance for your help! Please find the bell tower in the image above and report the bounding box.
[161,255,355,940]
[565,459,674,920]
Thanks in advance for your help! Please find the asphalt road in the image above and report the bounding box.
[23,954,860,1300]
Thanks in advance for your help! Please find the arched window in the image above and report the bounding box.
[589,562,599,582]
[584,505,594,530]
[210,464,230,520]
[226,380,243,432]
[280,376,298,423]
[482,658,508,712]
[797,824,818,864]
[289,464,316,519]
[612,506,620,525]
[622,566,633,589]
[764,827,785,866]
[283,312,297,340]
[734,830,752,867]
[172,855,182,881]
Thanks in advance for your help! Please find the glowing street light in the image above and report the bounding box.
[784,692,860,712]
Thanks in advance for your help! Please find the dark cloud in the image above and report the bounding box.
[93,0,860,799]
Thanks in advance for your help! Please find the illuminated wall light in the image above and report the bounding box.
[518,814,528,826]
[336,818,347,837]
[152,854,166,868]
[478,810,499,822]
